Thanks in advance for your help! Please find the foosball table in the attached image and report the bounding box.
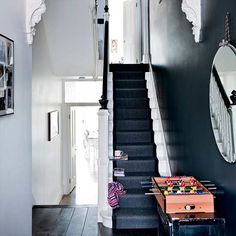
[149,176,225,236]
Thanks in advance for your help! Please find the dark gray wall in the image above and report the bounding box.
[149,0,236,235]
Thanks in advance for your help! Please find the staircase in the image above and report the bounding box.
[209,68,236,163]
[110,64,159,229]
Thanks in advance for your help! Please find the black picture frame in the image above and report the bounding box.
[48,110,59,141]
[0,34,14,116]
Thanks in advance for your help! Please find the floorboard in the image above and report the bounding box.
[33,206,159,236]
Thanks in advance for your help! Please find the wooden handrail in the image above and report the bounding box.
[212,65,231,108]
[99,5,109,109]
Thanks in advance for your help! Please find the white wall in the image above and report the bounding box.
[41,0,96,77]
[109,0,126,63]
[0,1,32,235]
[220,71,236,98]
[32,17,63,205]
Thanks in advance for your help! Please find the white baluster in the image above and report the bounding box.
[210,75,236,162]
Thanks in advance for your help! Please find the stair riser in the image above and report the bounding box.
[116,99,149,108]
[114,80,146,89]
[115,160,156,173]
[110,63,149,72]
[115,109,150,119]
[115,89,147,98]
[114,72,145,80]
[116,132,153,144]
[115,176,152,189]
[115,218,158,229]
[116,120,152,131]
[118,195,156,208]
[116,145,155,157]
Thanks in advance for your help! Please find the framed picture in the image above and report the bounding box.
[48,110,59,141]
[0,34,14,116]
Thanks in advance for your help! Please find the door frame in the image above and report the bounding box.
[62,102,100,195]
[123,0,142,63]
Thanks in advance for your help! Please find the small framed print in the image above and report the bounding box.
[48,111,59,141]
[0,34,14,116]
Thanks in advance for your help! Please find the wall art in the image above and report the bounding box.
[0,34,14,116]
[48,110,59,141]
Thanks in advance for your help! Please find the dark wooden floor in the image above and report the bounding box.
[33,206,159,236]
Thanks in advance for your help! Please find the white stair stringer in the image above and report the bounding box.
[99,72,113,228]
[107,72,114,182]
[145,67,171,177]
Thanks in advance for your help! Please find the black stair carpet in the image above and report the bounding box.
[110,64,159,229]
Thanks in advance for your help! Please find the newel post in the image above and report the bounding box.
[97,109,110,224]
[97,1,112,227]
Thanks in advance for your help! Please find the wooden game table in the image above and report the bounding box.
[156,205,225,236]
[150,177,225,236]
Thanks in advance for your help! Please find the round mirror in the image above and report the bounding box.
[209,43,236,163]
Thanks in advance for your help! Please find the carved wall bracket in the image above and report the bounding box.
[181,0,202,43]
[26,0,46,45]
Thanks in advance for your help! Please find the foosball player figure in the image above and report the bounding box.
[165,177,172,186]
[190,189,195,194]
[164,190,169,195]
[179,182,186,191]
[190,178,197,191]
[167,182,174,191]
[190,177,196,186]
[177,178,183,186]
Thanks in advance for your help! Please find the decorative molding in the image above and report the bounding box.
[181,0,202,43]
[26,0,46,44]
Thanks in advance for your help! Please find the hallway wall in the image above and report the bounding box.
[150,0,236,235]
[0,0,32,235]
[32,17,63,205]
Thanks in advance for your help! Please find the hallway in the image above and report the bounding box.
[32,206,158,236]
[60,105,99,206]
[60,148,98,206]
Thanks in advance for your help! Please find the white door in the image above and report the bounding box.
[123,0,142,63]
[69,107,77,192]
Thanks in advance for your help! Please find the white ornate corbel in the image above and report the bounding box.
[26,0,46,44]
[181,0,202,43]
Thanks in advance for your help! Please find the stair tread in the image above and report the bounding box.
[116,142,154,147]
[116,143,153,147]
[110,63,149,72]
[115,98,148,101]
[123,188,149,194]
[114,156,156,161]
[115,118,150,121]
[116,129,152,132]
[116,132,152,140]
[115,110,151,119]
[122,187,158,197]
[116,131,152,134]
[115,107,150,112]
[115,172,155,177]
[116,107,149,109]
[115,88,147,91]
[114,79,145,82]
